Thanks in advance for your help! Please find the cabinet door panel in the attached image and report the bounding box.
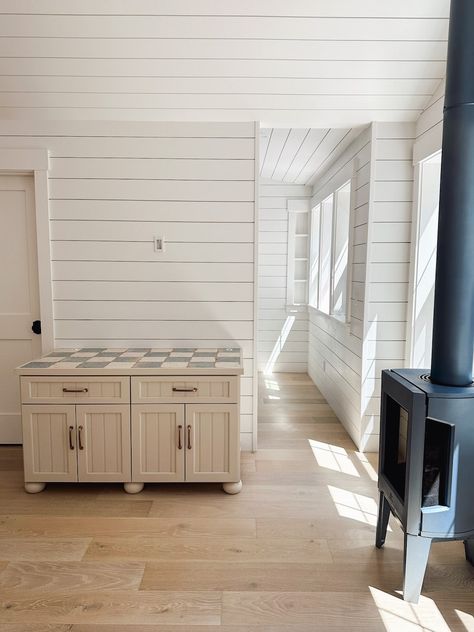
[132,404,184,482]
[77,404,131,482]
[185,404,239,482]
[22,405,77,482]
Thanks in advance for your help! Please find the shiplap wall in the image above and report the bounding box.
[308,126,372,446]
[0,120,256,450]
[0,1,448,127]
[258,179,311,373]
[360,122,416,451]
[413,80,445,164]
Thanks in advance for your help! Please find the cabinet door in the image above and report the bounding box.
[132,404,185,482]
[22,405,77,482]
[185,404,239,482]
[76,404,131,482]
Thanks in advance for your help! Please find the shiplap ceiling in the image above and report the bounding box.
[260,127,362,185]
[0,0,449,125]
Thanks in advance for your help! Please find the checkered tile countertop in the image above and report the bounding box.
[17,347,243,375]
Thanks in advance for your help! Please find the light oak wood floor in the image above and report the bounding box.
[0,372,473,631]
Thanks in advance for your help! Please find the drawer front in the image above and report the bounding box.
[21,376,130,404]
[131,376,238,403]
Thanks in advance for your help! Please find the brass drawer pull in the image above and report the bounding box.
[172,387,198,393]
[78,426,84,450]
[63,387,88,393]
[68,425,75,450]
[177,424,183,450]
[187,424,192,450]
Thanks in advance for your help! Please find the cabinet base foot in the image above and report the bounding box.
[25,482,46,494]
[124,482,144,494]
[223,480,242,495]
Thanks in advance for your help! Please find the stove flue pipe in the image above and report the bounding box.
[430,0,474,386]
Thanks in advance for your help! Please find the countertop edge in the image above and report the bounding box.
[16,367,244,377]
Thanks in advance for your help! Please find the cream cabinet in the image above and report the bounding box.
[22,405,78,486]
[22,403,131,492]
[131,403,239,488]
[76,404,131,483]
[132,404,185,483]
[18,356,242,496]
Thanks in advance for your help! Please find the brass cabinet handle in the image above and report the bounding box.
[187,424,192,450]
[63,387,88,393]
[78,425,84,450]
[172,387,198,393]
[177,424,183,450]
[68,425,75,450]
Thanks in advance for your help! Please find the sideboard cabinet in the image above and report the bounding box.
[17,348,243,495]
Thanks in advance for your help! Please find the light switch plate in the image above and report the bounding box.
[154,236,165,252]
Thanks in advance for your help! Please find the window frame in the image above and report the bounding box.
[309,162,355,325]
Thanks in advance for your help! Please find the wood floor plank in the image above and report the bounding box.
[0,591,221,625]
[0,561,145,593]
[221,591,385,627]
[0,516,256,539]
[140,560,404,592]
[0,625,71,631]
[0,497,152,517]
[84,536,332,563]
[257,518,386,540]
[0,537,91,561]
[222,590,474,629]
[70,626,329,631]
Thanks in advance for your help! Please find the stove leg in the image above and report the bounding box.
[464,540,474,565]
[403,534,431,603]
[375,491,391,548]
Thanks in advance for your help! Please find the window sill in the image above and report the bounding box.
[308,305,351,330]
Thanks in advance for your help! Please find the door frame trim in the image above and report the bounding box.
[0,149,53,353]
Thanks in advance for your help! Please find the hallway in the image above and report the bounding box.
[0,373,472,629]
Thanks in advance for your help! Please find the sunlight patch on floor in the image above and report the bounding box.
[328,485,382,527]
[263,315,295,375]
[264,378,280,391]
[370,587,452,632]
[455,609,474,631]
[355,451,379,482]
[309,439,360,476]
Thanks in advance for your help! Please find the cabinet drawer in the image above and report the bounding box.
[21,376,130,404]
[131,376,238,403]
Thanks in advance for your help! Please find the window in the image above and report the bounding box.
[309,179,352,321]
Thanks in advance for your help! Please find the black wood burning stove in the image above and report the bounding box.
[376,0,474,603]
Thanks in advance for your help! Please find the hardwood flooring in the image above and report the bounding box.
[0,372,473,630]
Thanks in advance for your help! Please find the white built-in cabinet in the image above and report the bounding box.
[19,372,241,495]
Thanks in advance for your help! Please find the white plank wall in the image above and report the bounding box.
[308,126,372,446]
[361,121,416,451]
[0,120,256,450]
[0,1,448,126]
[258,179,311,373]
[413,79,445,163]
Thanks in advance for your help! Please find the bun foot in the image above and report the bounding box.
[223,480,242,495]
[124,482,144,494]
[25,482,46,494]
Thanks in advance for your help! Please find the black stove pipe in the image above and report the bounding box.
[430,0,474,387]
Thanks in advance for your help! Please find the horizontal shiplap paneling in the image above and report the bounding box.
[308,126,373,448]
[0,119,256,449]
[361,121,415,451]
[258,179,311,373]
[0,4,448,125]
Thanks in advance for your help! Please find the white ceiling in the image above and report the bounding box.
[260,128,363,185]
[0,0,449,125]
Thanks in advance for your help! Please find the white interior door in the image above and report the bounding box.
[0,175,41,443]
